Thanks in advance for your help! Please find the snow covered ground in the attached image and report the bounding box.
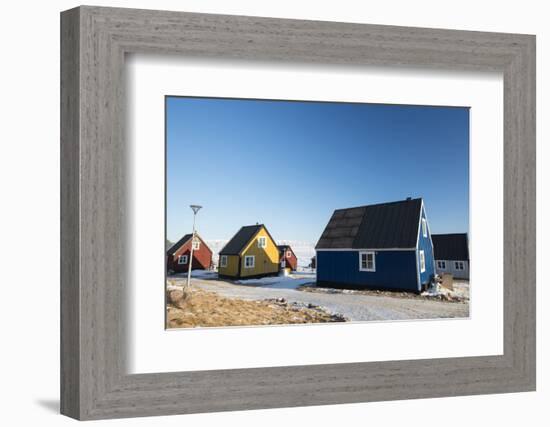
[235,272,316,289]
[168,272,469,322]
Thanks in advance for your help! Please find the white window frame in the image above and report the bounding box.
[220,255,228,268]
[177,255,188,265]
[437,260,446,269]
[421,217,427,238]
[359,251,376,272]
[419,250,426,273]
[244,255,255,269]
[192,239,200,250]
[286,250,292,258]
[454,261,465,270]
[257,236,267,249]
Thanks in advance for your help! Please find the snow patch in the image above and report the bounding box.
[236,273,316,290]
[191,270,218,279]
[168,270,219,280]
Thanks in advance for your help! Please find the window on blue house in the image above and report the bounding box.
[359,251,375,272]
[419,250,426,273]
[437,260,446,269]
[454,261,464,270]
[422,218,427,237]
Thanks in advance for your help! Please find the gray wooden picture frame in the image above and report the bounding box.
[60,5,536,421]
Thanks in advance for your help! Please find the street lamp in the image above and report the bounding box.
[185,204,202,290]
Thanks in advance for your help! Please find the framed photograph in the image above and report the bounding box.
[61,6,535,420]
[164,97,471,331]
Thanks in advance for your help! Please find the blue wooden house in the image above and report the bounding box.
[315,198,435,292]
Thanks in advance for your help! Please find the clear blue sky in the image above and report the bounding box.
[166,97,469,243]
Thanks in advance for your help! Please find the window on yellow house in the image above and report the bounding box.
[244,255,255,268]
[257,236,267,248]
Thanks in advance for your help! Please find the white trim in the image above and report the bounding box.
[358,251,376,272]
[244,255,255,268]
[177,255,188,265]
[286,250,292,258]
[257,236,267,249]
[415,201,423,250]
[219,255,228,268]
[419,250,426,273]
[437,260,447,269]
[415,203,422,290]
[415,249,421,291]
[454,261,465,271]
[421,200,437,274]
[192,239,200,250]
[316,247,415,252]
[421,217,427,238]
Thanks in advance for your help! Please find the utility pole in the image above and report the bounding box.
[185,204,202,290]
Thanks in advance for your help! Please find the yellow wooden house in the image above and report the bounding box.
[218,224,280,279]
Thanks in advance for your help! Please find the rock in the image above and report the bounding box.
[168,289,184,304]
[168,289,192,308]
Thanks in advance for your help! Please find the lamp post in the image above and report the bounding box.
[185,204,202,290]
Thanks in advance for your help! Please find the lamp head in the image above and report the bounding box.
[190,205,202,214]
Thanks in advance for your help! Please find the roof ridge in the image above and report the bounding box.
[334,198,422,212]
[166,233,195,255]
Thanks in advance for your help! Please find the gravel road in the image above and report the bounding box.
[168,273,469,322]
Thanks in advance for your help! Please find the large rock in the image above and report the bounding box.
[167,288,192,308]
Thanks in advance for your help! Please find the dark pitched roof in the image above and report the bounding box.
[432,233,469,261]
[219,225,264,255]
[167,233,210,256]
[315,198,423,250]
[166,234,192,256]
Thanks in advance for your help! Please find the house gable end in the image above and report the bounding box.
[240,226,277,256]
[193,234,213,255]
[415,202,436,289]
[219,225,262,255]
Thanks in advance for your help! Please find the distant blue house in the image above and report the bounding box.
[315,198,435,292]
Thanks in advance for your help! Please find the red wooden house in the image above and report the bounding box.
[166,233,213,273]
[277,245,298,272]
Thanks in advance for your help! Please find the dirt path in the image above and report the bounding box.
[169,275,469,322]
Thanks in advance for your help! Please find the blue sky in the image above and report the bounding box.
[166,97,469,243]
